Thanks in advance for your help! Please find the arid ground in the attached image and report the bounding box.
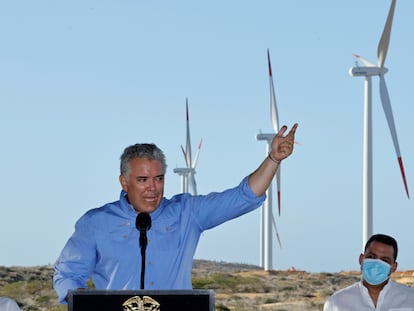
[1,260,413,311]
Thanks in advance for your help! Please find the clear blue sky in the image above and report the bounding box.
[1,0,413,273]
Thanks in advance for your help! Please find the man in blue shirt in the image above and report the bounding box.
[53,123,298,303]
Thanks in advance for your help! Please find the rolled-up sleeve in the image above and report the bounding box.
[192,176,266,230]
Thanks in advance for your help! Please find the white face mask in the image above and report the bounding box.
[362,258,392,285]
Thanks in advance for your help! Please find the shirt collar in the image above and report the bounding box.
[119,190,166,219]
[120,190,137,215]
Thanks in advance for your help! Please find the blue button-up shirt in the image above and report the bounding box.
[53,176,265,303]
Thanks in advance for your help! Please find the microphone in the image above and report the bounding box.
[136,213,151,249]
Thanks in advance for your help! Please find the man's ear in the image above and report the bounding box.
[119,175,128,192]
[358,253,364,267]
[391,261,398,273]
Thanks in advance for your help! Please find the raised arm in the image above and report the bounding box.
[248,123,298,196]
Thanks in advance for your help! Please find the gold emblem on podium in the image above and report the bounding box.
[122,295,161,311]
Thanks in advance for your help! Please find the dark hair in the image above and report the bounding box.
[364,234,398,261]
[120,143,167,178]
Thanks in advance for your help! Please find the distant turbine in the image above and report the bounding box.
[349,0,409,250]
[256,49,282,271]
[173,98,202,195]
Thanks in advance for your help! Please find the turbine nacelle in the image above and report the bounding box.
[256,133,275,142]
[349,66,388,77]
[173,167,195,176]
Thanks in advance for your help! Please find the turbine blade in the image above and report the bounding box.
[268,49,282,215]
[180,145,187,160]
[276,168,281,216]
[192,138,203,169]
[267,49,279,133]
[353,53,376,67]
[271,213,282,249]
[379,75,410,197]
[377,0,396,68]
[188,173,197,195]
[185,98,192,168]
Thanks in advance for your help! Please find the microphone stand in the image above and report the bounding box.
[136,213,151,290]
[139,229,148,289]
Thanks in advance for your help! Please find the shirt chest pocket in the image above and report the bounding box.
[108,225,136,242]
[96,224,137,257]
[389,308,414,311]
[150,218,181,251]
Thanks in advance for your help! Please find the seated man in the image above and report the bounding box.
[323,233,414,310]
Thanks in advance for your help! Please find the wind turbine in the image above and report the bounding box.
[349,0,409,250]
[173,98,202,195]
[256,49,282,271]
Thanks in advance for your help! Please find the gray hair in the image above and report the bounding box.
[120,143,167,178]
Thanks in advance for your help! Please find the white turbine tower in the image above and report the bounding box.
[349,0,409,250]
[173,98,202,195]
[256,49,282,271]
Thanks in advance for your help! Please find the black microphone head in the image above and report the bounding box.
[136,212,151,231]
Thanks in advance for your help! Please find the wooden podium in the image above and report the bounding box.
[67,289,215,311]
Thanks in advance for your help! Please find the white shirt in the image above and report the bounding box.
[323,280,414,311]
[0,297,20,311]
